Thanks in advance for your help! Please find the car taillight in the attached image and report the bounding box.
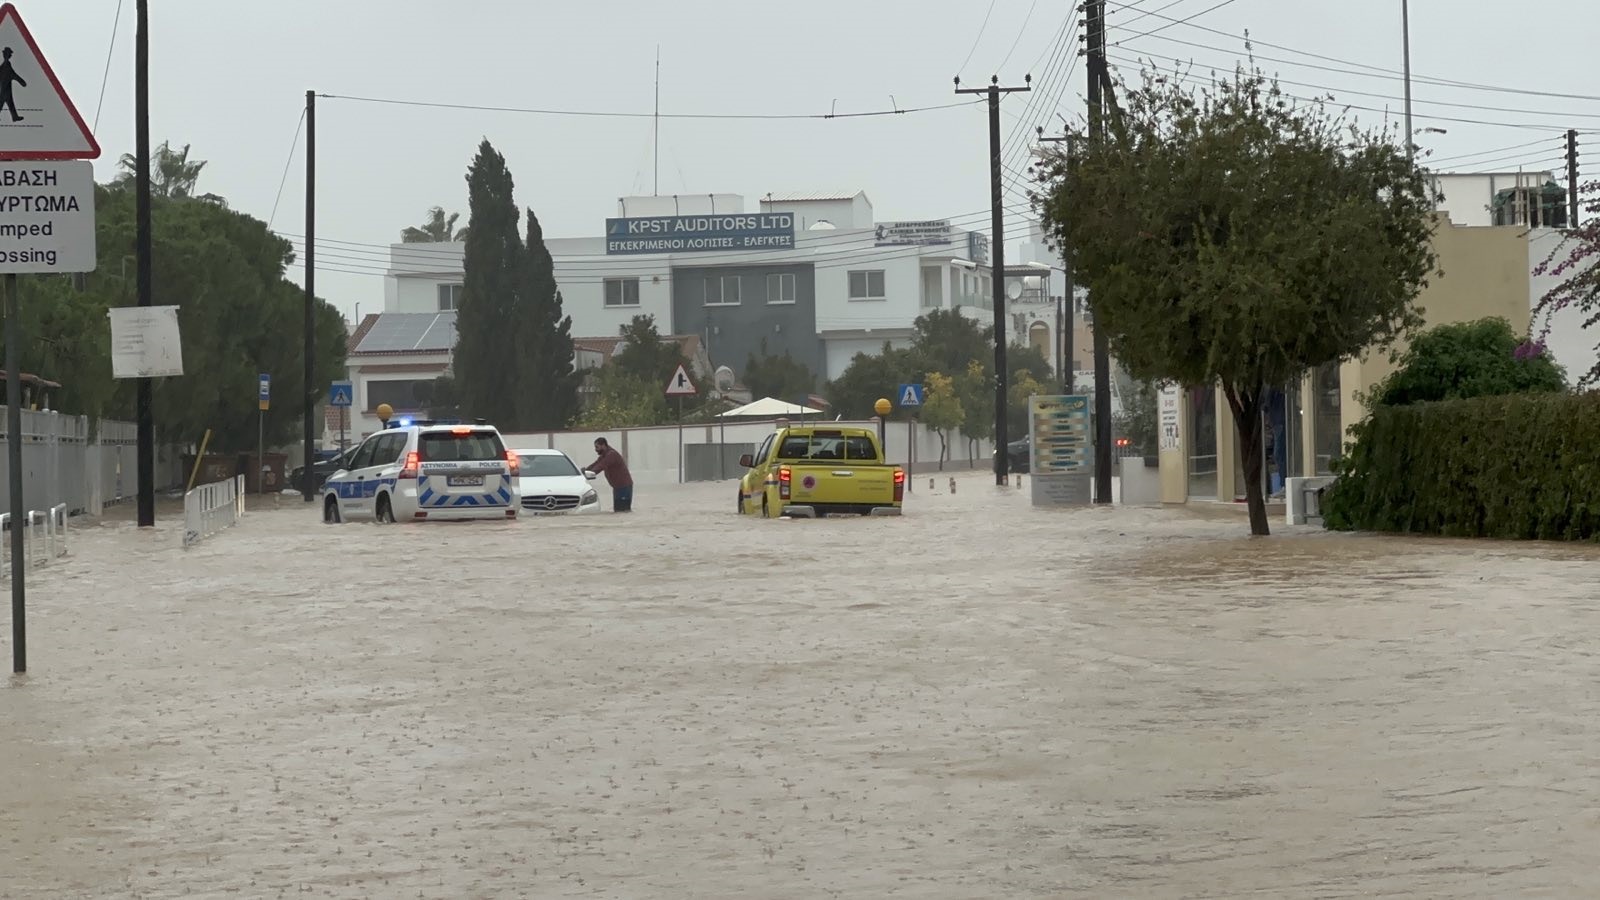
[399,451,419,479]
[779,467,791,500]
[893,468,905,502]
[504,450,519,476]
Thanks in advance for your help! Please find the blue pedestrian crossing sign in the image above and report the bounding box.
[897,383,925,407]
[329,380,354,408]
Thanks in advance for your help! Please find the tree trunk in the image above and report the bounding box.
[936,431,947,471]
[1223,382,1270,536]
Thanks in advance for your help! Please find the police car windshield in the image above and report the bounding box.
[420,430,504,462]
[518,454,580,477]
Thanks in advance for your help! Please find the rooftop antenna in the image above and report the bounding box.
[654,46,661,196]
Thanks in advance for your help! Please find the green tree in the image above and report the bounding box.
[912,309,992,376]
[401,206,468,243]
[453,141,523,427]
[514,208,579,429]
[955,359,993,464]
[5,176,345,451]
[1370,317,1567,406]
[114,141,219,202]
[826,343,922,419]
[613,314,689,385]
[576,366,671,429]
[1037,64,1436,535]
[743,340,815,402]
[1007,369,1047,439]
[920,371,965,469]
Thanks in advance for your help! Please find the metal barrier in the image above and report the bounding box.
[183,475,245,548]
[0,506,68,578]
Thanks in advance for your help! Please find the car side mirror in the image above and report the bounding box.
[738,454,754,468]
[584,470,597,481]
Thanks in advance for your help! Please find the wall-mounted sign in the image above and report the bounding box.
[875,220,952,246]
[967,231,990,265]
[108,305,184,379]
[604,213,795,255]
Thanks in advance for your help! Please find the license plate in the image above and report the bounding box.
[447,475,484,487]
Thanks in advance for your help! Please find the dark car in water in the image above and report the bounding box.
[290,445,358,494]
[995,435,1030,473]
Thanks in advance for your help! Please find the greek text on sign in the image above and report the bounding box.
[0,160,93,272]
[875,220,953,247]
[604,214,795,254]
[0,4,102,160]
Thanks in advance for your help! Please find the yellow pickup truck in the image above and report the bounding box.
[736,425,905,518]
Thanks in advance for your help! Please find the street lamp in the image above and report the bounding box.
[1402,0,1413,158]
[873,398,891,454]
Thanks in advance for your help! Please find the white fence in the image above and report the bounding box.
[183,476,245,548]
[501,419,995,487]
[1,503,69,576]
[1,409,185,516]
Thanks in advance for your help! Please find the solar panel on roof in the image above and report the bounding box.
[415,312,457,351]
[355,313,444,353]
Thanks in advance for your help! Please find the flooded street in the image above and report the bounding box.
[4,474,1600,898]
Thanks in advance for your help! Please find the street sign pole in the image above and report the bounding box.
[677,396,684,485]
[6,273,25,673]
[663,363,698,484]
[0,2,104,673]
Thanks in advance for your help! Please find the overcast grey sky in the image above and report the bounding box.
[29,0,1600,322]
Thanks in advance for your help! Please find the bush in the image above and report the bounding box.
[1369,317,1567,407]
[1322,392,1600,540]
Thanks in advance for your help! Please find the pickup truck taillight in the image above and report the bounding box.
[399,451,420,479]
[893,468,905,502]
[779,466,792,500]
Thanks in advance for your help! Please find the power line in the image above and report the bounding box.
[318,92,980,121]
[1105,54,1587,132]
[92,0,124,132]
[1115,0,1241,42]
[1111,0,1198,29]
[1429,137,1564,165]
[1102,0,1600,104]
[956,0,1002,77]
[268,107,307,229]
[997,0,1043,72]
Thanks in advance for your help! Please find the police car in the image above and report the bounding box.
[322,421,519,524]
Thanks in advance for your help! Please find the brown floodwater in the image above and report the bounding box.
[3,475,1598,898]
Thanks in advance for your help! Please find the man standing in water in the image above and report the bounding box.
[583,437,634,512]
[0,48,27,122]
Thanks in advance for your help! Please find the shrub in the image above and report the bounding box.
[1369,317,1567,407]
[1322,392,1600,540]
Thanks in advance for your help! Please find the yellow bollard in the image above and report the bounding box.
[186,429,214,493]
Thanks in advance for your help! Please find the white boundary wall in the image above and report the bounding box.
[503,419,995,488]
[1,410,184,516]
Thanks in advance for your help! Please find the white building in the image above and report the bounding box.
[376,191,1028,384]
[1431,170,1568,228]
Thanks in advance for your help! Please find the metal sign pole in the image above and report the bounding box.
[677,396,684,484]
[6,274,26,673]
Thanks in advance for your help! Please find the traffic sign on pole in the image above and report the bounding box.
[328,380,353,408]
[664,363,698,397]
[0,4,103,160]
[897,383,925,407]
[258,373,270,411]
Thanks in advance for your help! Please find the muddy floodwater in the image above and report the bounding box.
[4,475,1599,898]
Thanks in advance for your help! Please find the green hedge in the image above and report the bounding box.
[1323,392,1600,540]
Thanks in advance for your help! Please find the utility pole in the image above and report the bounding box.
[1567,129,1580,227]
[956,75,1031,486]
[1036,127,1074,393]
[135,0,154,527]
[1085,0,1114,504]
[1402,0,1413,159]
[303,89,316,501]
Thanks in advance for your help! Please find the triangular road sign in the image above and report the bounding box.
[0,4,101,160]
[899,383,924,406]
[664,363,698,397]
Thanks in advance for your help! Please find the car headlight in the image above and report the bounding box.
[581,489,598,505]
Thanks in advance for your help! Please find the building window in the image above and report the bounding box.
[604,277,640,307]
[437,283,463,311]
[766,273,796,304]
[706,275,742,306]
[848,270,886,300]
[366,378,437,413]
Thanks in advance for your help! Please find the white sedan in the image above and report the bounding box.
[512,448,602,515]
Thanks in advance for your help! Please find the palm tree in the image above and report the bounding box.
[401,206,468,243]
[115,141,210,199]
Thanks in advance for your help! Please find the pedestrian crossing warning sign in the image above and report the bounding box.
[0,3,101,160]
[897,383,925,407]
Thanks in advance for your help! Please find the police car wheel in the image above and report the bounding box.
[323,496,341,524]
[375,495,395,524]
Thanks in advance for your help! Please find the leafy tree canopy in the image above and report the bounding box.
[743,340,815,403]
[613,314,690,386]
[1532,180,1600,387]
[401,206,468,243]
[1371,317,1566,406]
[1036,64,1437,533]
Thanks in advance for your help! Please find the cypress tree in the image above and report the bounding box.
[516,208,580,429]
[454,140,523,426]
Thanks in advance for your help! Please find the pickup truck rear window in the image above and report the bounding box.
[776,434,878,461]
